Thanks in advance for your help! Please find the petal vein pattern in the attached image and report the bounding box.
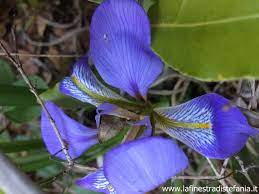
[76,168,116,194]
[60,56,127,107]
[89,0,163,97]
[41,101,98,160]
[155,93,258,159]
[104,137,188,194]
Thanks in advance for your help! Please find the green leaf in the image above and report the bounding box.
[88,0,102,3]
[149,0,259,80]
[0,85,41,106]
[13,75,48,90]
[0,188,5,194]
[14,152,50,165]
[4,105,41,123]
[0,59,14,84]
[0,139,44,153]
[0,72,46,120]
[0,106,15,113]
[40,83,93,109]
[18,156,58,172]
[9,150,58,172]
[142,0,156,12]
[37,164,62,178]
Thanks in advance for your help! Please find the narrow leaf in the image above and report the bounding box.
[0,85,41,106]
[0,59,14,84]
[4,105,41,123]
[13,75,48,90]
[0,139,44,153]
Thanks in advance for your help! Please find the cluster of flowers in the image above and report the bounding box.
[41,0,258,193]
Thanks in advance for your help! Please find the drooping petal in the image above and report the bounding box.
[76,168,116,194]
[155,93,258,159]
[60,56,126,107]
[41,101,98,160]
[90,0,163,98]
[103,137,188,194]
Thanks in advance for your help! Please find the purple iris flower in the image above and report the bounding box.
[41,101,99,160]
[40,0,258,193]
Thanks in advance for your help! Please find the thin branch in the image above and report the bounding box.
[220,158,230,176]
[171,78,185,105]
[206,158,232,194]
[0,39,74,166]
[249,80,257,109]
[178,80,190,102]
[23,27,88,47]
[148,89,175,95]
[174,172,233,181]
[236,165,259,173]
[38,15,80,29]
[206,158,220,176]
[0,52,82,58]
[174,175,219,180]
[69,163,97,173]
[235,156,255,187]
[151,73,180,87]
[190,159,209,190]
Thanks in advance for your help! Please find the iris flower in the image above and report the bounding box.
[41,0,258,193]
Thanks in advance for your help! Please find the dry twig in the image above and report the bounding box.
[0,37,74,166]
[38,15,80,29]
[220,158,230,176]
[234,156,255,187]
[206,158,232,194]
[23,27,88,47]
[0,52,82,58]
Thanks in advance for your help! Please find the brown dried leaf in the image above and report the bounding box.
[36,16,47,36]
[18,50,39,75]
[99,116,126,142]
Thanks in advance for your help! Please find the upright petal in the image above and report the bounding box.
[90,0,163,98]
[155,93,258,159]
[41,101,99,160]
[90,0,151,47]
[60,56,127,107]
[91,35,163,98]
[104,137,188,194]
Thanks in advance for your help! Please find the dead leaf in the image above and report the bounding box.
[99,116,126,142]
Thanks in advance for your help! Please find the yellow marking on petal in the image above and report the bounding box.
[71,75,145,110]
[107,185,114,191]
[186,122,211,129]
[154,112,211,130]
